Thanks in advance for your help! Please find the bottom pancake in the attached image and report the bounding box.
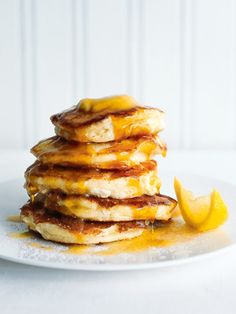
[36,192,177,221]
[20,202,146,244]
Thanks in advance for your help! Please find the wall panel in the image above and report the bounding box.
[192,0,236,149]
[0,0,23,148]
[85,0,128,97]
[35,0,75,141]
[142,0,182,149]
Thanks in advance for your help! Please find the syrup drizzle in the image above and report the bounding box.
[7,215,22,223]
[8,231,34,239]
[27,242,53,251]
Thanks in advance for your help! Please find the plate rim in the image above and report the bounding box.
[0,242,234,271]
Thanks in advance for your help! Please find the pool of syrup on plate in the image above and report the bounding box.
[6,214,202,255]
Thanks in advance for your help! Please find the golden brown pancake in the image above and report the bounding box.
[25,160,161,199]
[51,105,165,143]
[31,135,166,169]
[36,192,177,221]
[20,202,146,244]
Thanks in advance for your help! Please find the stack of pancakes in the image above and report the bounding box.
[21,95,177,244]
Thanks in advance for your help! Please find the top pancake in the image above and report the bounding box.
[51,101,165,143]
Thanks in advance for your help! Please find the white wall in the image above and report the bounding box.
[0,0,235,150]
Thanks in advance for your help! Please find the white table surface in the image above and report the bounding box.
[1,150,236,314]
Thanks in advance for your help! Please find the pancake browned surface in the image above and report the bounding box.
[25,160,161,199]
[51,98,165,143]
[31,135,166,169]
[36,192,176,221]
[20,202,146,244]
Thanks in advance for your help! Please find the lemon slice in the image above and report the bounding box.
[174,177,228,231]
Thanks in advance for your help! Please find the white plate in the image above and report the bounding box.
[0,173,235,271]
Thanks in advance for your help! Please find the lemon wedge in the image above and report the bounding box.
[174,177,228,231]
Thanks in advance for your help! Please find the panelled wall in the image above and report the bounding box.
[0,0,235,150]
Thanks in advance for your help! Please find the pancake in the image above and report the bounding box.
[25,160,161,199]
[31,135,166,169]
[51,103,165,143]
[36,192,177,221]
[20,202,146,244]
